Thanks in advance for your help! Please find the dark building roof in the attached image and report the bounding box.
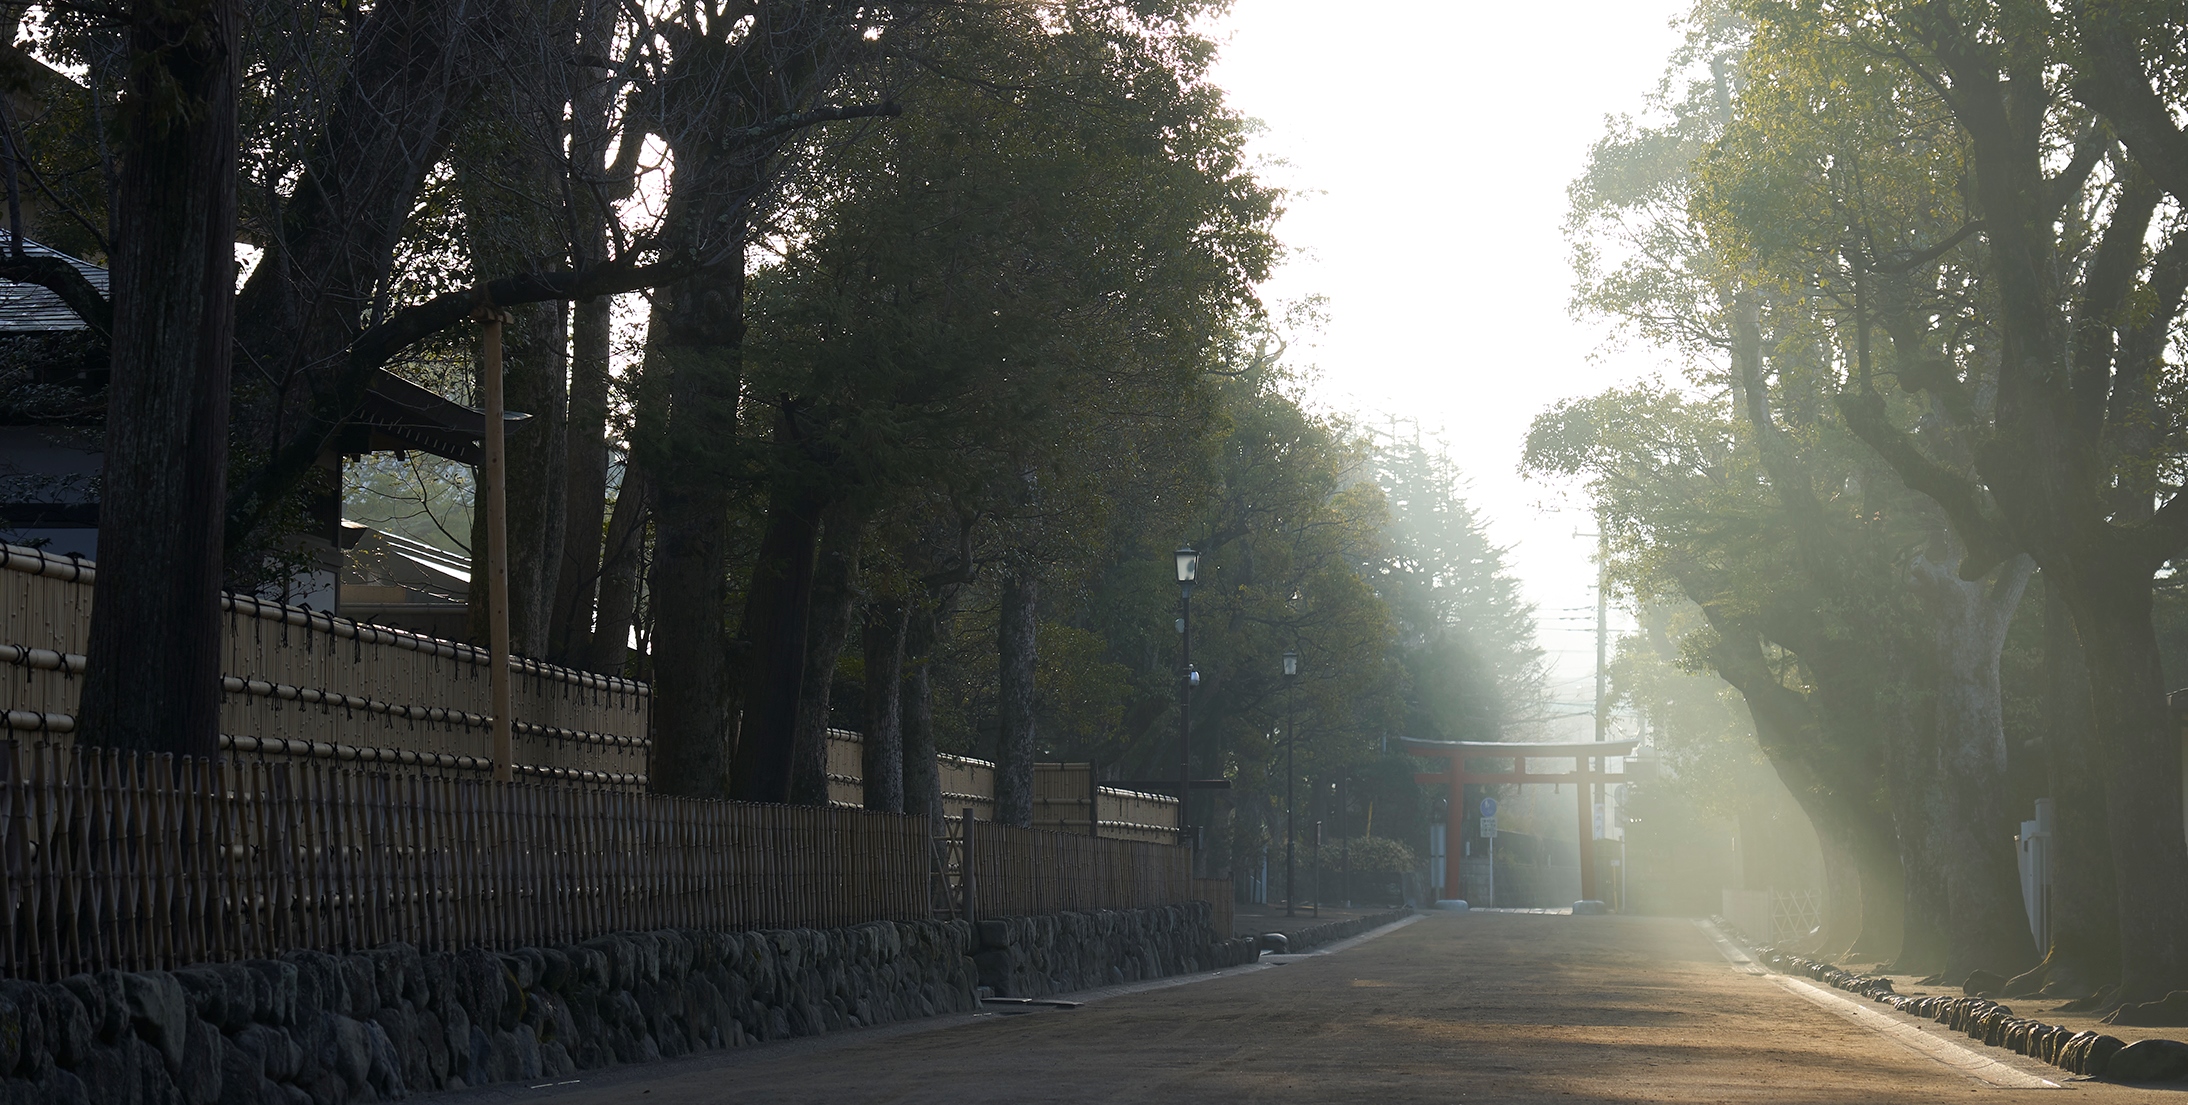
[337,371,528,468]
[0,234,525,465]
[0,234,108,332]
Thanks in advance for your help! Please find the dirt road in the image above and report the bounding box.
[437,911,2177,1104]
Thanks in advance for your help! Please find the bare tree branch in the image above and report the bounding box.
[1836,389,2018,577]
[2071,3,2188,202]
[0,253,111,336]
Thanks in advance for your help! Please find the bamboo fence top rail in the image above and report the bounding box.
[221,592,646,697]
[3,541,651,782]
[0,543,92,583]
[0,542,645,698]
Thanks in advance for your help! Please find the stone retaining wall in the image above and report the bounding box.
[0,902,1254,1104]
[972,907,1259,999]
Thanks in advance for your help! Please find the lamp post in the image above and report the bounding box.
[1282,648,1298,917]
[1174,545,1199,851]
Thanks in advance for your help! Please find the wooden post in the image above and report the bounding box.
[1444,754,1464,902]
[1087,762,1098,839]
[478,297,513,783]
[1576,762,1597,903]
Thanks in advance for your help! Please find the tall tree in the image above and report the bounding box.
[548,0,633,667]
[1707,1,2188,997]
[1525,386,1914,961]
[734,0,1277,802]
[76,0,239,757]
[629,1,909,801]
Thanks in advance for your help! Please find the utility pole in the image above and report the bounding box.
[1338,776,1350,908]
[1283,649,1299,916]
[1589,526,1608,904]
[1174,546,1199,857]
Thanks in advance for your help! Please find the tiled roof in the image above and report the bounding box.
[0,234,106,333]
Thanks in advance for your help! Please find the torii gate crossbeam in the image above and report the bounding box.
[1404,736,1640,907]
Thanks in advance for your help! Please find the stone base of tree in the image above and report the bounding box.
[1715,917,2188,1084]
[0,901,1252,1104]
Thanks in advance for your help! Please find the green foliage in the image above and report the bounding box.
[1371,438,1544,741]
[1614,605,1773,824]
[1331,835,1419,878]
[342,452,474,557]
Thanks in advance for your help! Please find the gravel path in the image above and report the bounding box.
[434,911,2179,1103]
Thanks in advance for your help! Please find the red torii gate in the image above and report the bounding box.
[1405,736,1640,907]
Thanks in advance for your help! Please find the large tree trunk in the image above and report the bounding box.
[510,301,570,655]
[2057,551,2188,1001]
[641,247,744,799]
[1884,700,1948,978]
[646,461,733,796]
[1913,31,2188,1002]
[585,461,647,676]
[1755,756,1903,963]
[455,60,569,655]
[78,0,238,758]
[2006,578,2120,998]
[862,600,909,813]
[1793,771,1906,963]
[1814,830,1865,959]
[1848,824,1907,963]
[550,290,611,662]
[901,601,944,829]
[548,3,624,665]
[1909,550,2040,982]
[1705,614,1904,964]
[729,474,825,803]
[787,505,865,806]
[994,563,1038,828]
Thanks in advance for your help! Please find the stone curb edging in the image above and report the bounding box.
[0,902,1251,1105]
[1258,908,1413,954]
[1709,916,2188,1084]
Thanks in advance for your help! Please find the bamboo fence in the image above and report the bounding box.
[0,739,935,981]
[825,731,1179,844]
[0,543,649,784]
[952,812,1198,920]
[0,739,1215,981]
[0,545,1225,979]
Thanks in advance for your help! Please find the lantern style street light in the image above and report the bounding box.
[1175,545,1199,850]
[1282,648,1299,916]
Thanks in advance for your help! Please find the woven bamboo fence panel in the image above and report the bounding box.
[1192,879,1235,937]
[1028,763,1181,844]
[823,729,1001,823]
[0,739,937,982]
[0,543,648,785]
[825,733,1178,844]
[959,815,1194,919]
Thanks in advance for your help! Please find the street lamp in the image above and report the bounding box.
[1282,648,1298,916]
[1175,545,1199,851]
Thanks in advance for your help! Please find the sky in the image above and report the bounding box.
[1206,0,1694,739]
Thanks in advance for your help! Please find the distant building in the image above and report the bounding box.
[0,235,110,558]
[0,234,508,638]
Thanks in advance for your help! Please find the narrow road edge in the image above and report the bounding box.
[1694,920,2059,1091]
